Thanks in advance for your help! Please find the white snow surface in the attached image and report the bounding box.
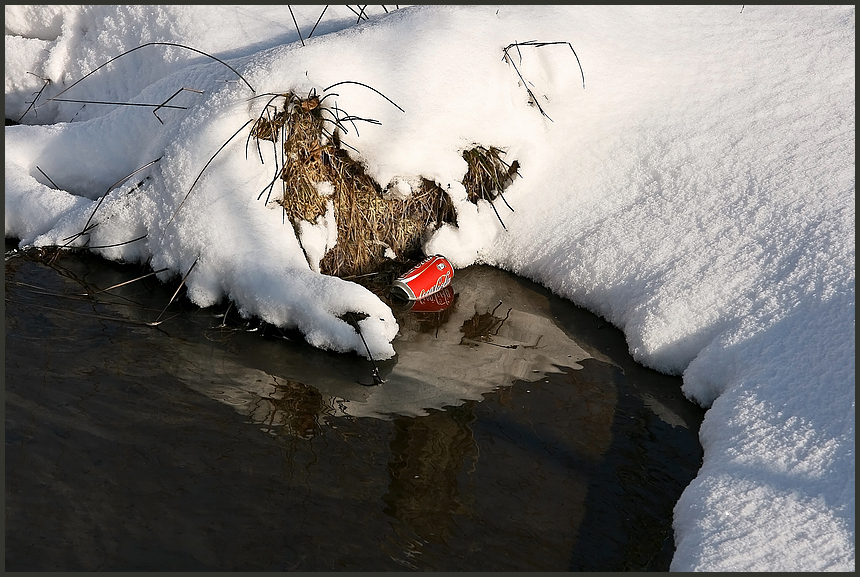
[4,5,854,572]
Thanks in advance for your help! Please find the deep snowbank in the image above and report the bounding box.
[5,5,854,571]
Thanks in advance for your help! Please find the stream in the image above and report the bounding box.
[5,238,705,571]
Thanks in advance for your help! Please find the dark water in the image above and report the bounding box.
[5,238,705,571]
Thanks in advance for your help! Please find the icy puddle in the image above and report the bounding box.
[5,239,705,571]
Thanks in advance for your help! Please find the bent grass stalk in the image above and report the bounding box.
[63,157,163,248]
[148,256,199,326]
[17,74,51,123]
[308,6,329,39]
[35,166,61,189]
[80,266,170,296]
[160,119,255,238]
[502,40,586,121]
[288,6,305,47]
[86,234,148,250]
[20,42,254,123]
[45,41,255,103]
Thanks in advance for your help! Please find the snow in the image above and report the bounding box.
[4,4,854,572]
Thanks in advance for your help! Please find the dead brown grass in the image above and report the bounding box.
[250,91,518,286]
[462,145,520,205]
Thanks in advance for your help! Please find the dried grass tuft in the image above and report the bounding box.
[318,174,456,279]
[462,145,519,230]
[462,145,520,204]
[250,91,519,289]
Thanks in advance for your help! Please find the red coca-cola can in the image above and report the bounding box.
[391,254,453,300]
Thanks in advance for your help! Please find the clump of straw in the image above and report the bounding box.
[250,90,519,288]
[462,145,520,204]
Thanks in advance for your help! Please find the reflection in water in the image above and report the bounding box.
[395,284,457,314]
[384,404,479,546]
[5,241,705,571]
[390,286,459,338]
[159,263,598,425]
[459,300,513,347]
[250,378,333,439]
[377,356,622,570]
[341,265,595,420]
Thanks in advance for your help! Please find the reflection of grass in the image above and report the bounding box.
[459,301,512,346]
[384,404,479,543]
[258,377,332,439]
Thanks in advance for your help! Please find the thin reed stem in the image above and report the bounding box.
[82,266,169,295]
[44,41,255,109]
[78,157,163,243]
[323,80,405,113]
[149,256,199,326]
[17,75,51,123]
[161,119,254,236]
[36,166,60,189]
[288,6,305,47]
[308,6,329,38]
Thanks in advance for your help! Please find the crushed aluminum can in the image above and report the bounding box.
[404,284,455,313]
[391,254,454,301]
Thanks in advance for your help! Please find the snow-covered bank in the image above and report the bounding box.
[5,5,854,571]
